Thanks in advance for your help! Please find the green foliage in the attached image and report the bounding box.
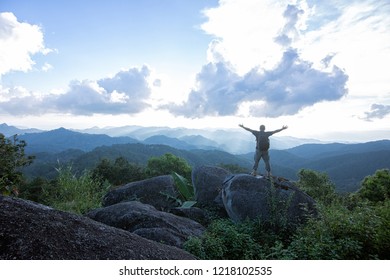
[146,153,192,180]
[18,177,51,203]
[184,219,264,259]
[0,134,34,196]
[185,169,390,260]
[357,169,390,203]
[266,178,294,232]
[45,164,110,214]
[297,169,336,204]
[287,200,387,259]
[92,157,145,186]
[172,172,193,200]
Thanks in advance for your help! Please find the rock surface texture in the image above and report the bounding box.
[0,195,195,260]
[87,201,205,248]
[192,165,232,208]
[102,175,178,210]
[221,174,317,224]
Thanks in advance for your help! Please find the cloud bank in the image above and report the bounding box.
[0,66,153,116]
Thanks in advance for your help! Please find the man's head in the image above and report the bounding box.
[260,125,265,131]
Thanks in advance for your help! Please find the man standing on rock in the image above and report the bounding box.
[239,124,288,177]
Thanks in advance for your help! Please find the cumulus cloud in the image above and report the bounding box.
[166,48,348,118]
[363,104,390,121]
[0,12,52,76]
[0,66,153,116]
[165,3,348,118]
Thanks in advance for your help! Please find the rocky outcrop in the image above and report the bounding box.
[170,207,211,226]
[87,201,205,248]
[0,195,195,260]
[192,165,232,208]
[221,174,317,224]
[102,175,178,211]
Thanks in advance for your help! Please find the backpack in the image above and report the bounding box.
[257,133,270,151]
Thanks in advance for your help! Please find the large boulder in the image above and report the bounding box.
[102,175,178,210]
[87,201,205,248]
[222,174,317,224]
[192,165,232,208]
[170,207,211,226]
[0,195,195,260]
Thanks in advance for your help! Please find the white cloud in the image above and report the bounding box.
[201,0,288,73]
[41,62,53,72]
[165,48,348,118]
[165,1,349,118]
[0,12,52,76]
[296,1,390,92]
[0,66,154,116]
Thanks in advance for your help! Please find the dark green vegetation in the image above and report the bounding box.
[1,131,389,259]
[0,134,34,196]
[184,169,390,260]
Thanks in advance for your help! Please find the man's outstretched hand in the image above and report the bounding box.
[282,125,288,130]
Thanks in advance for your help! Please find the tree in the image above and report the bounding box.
[145,153,192,180]
[358,169,390,203]
[0,134,34,195]
[296,169,336,204]
[92,157,145,186]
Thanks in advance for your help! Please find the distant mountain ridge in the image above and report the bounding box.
[78,125,327,153]
[0,123,42,137]
[1,123,330,154]
[19,128,139,153]
[286,140,390,159]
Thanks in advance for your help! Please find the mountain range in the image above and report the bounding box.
[1,123,389,193]
[1,123,326,154]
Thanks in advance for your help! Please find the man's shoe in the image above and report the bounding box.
[251,170,257,176]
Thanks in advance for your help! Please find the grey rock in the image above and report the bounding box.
[192,165,232,208]
[87,201,205,248]
[222,174,317,224]
[102,175,178,211]
[170,207,211,226]
[0,195,195,260]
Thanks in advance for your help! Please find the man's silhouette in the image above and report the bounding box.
[239,124,288,177]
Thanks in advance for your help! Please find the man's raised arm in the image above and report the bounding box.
[271,125,288,134]
[239,124,256,133]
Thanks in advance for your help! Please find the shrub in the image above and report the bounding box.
[145,153,192,180]
[296,169,336,205]
[358,169,390,203]
[92,157,145,186]
[287,201,384,259]
[46,165,110,214]
[0,134,34,196]
[184,219,263,259]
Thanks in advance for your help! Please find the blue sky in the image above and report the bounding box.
[1,0,389,142]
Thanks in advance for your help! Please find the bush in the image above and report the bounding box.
[297,169,336,205]
[184,219,263,259]
[287,201,385,259]
[45,165,110,214]
[358,169,390,203]
[0,134,34,196]
[92,157,145,186]
[145,153,192,180]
